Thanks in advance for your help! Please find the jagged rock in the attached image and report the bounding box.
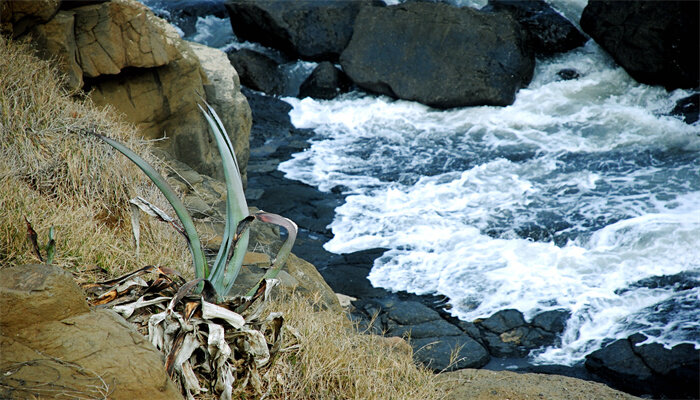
[339,2,534,108]
[0,264,182,400]
[190,42,252,184]
[580,1,699,89]
[483,0,586,56]
[72,0,180,77]
[481,330,529,358]
[298,61,352,100]
[13,0,251,182]
[412,335,490,371]
[387,319,463,339]
[227,48,285,95]
[225,0,376,61]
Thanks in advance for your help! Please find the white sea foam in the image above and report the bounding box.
[279,41,700,364]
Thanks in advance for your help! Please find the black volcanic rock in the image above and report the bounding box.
[483,0,586,56]
[298,62,352,100]
[671,93,699,125]
[580,1,699,90]
[412,335,491,371]
[586,334,700,399]
[225,0,377,61]
[227,49,284,95]
[339,2,534,108]
[478,309,526,334]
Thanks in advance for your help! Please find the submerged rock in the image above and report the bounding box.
[339,2,534,108]
[581,1,699,90]
[298,61,352,100]
[670,93,699,125]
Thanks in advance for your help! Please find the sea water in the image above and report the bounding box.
[141,0,700,365]
[278,42,700,364]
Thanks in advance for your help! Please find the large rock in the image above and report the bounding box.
[580,1,699,89]
[72,0,180,77]
[227,48,285,95]
[339,2,534,108]
[0,264,182,400]
[225,0,376,61]
[585,334,700,398]
[483,0,586,56]
[0,264,89,336]
[412,335,490,371]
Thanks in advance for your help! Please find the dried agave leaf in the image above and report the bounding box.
[113,295,170,319]
[166,331,200,376]
[148,311,167,344]
[238,328,270,368]
[202,299,245,329]
[181,360,203,400]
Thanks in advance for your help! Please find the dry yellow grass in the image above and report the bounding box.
[264,293,447,400]
[0,37,448,399]
[0,37,191,279]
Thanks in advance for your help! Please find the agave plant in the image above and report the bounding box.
[87,101,298,398]
[94,102,297,300]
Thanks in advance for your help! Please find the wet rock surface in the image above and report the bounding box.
[585,333,700,399]
[483,0,586,56]
[240,87,699,398]
[580,0,699,90]
[340,2,534,108]
[224,0,376,61]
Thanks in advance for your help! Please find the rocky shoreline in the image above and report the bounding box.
[242,87,699,398]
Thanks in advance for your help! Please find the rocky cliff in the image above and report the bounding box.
[2,0,251,183]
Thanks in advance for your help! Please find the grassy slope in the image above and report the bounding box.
[0,37,446,399]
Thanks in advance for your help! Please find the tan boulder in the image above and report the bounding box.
[73,0,180,77]
[0,264,183,400]
[1,0,60,36]
[28,11,83,91]
[0,263,89,336]
[440,368,640,400]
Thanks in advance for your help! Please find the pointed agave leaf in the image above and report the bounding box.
[245,212,298,297]
[93,134,208,279]
[198,103,249,296]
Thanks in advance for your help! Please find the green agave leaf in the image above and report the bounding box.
[245,212,297,298]
[94,134,208,280]
[198,103,249,296]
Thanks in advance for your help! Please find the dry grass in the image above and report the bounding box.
[263,293,447,400]
[0,37,448,400]
[0,37,191,279]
